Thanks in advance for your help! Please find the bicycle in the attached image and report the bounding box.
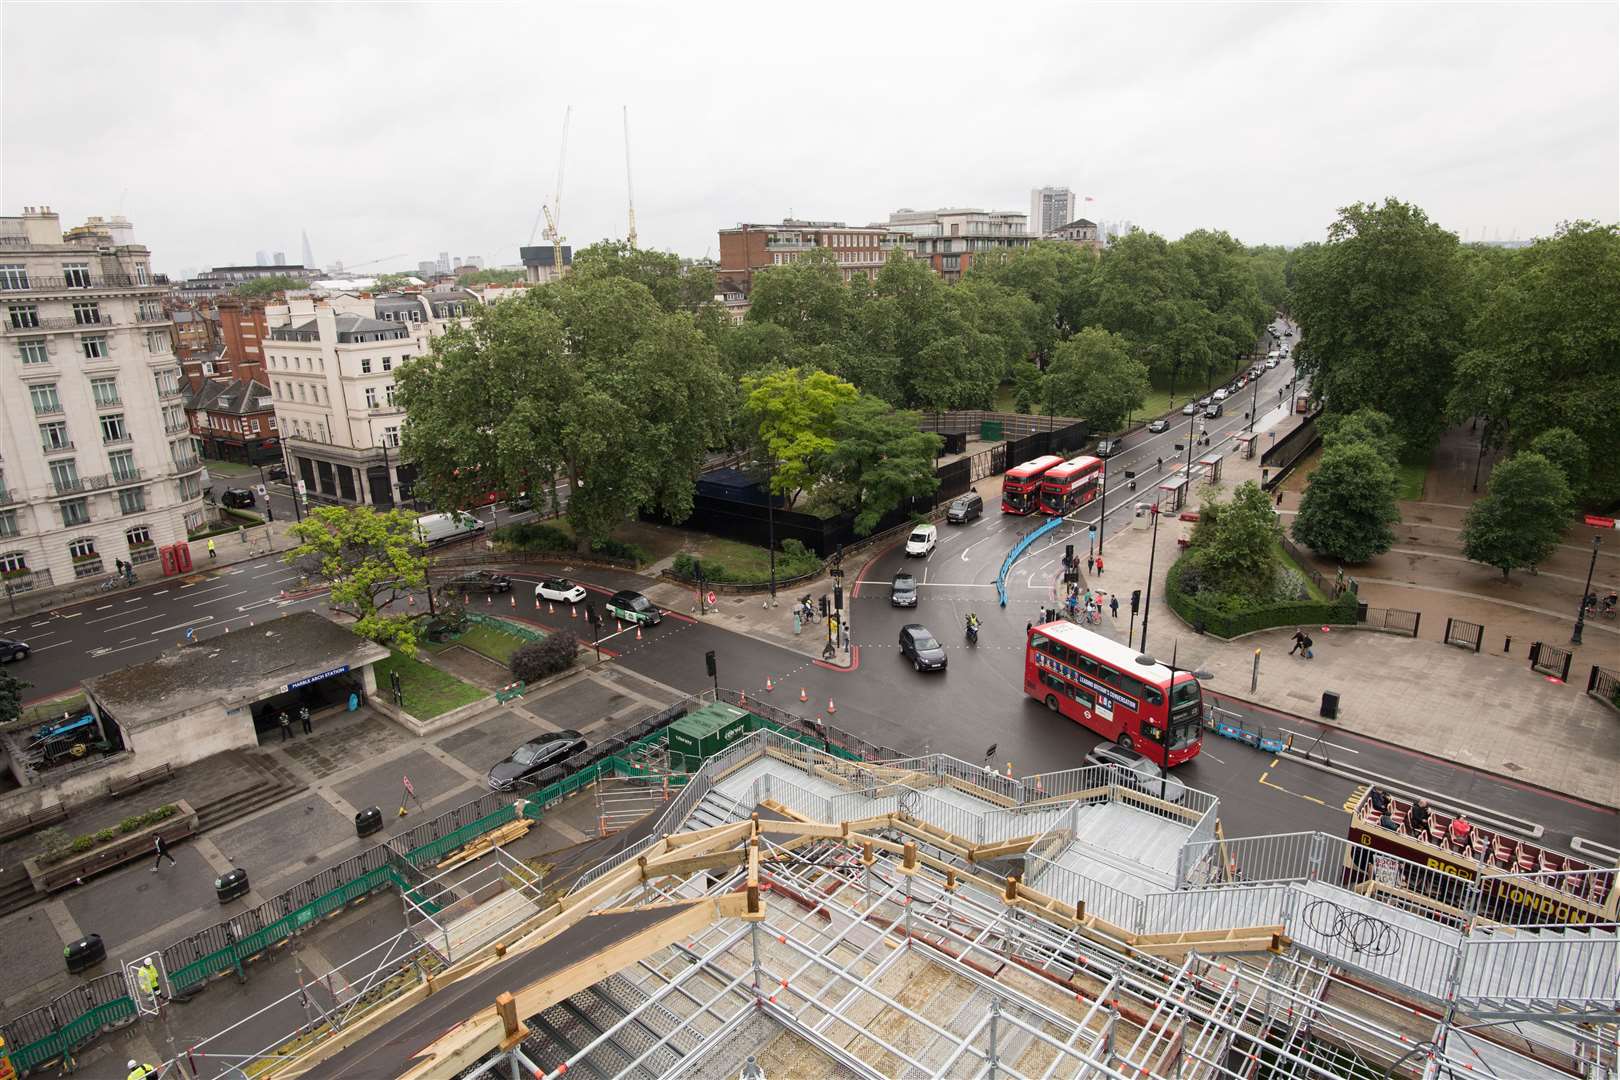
[97,576,130,593]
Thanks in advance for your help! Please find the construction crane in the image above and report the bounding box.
[543,106,572,277]
[623,106,638,250]
[328,253,407,275]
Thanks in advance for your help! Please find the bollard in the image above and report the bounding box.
[1504,635,1512,654]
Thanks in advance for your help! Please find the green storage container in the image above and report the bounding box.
[980,420,1004,442]
[666,702,751,771]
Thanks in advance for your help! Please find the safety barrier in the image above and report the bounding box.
[1443,617,1484,653]
[1588,664,1620,707]
[1528,641,1573,682]
[996,514,1065,607]
[0,972,131,1072]
[1359,606,1421,637]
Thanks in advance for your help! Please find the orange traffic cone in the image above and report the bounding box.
[617,619,624,633]
[799,687,808,702]
[570,605,577,619]
[765,677,774,692]
[827,698,837,714]
[510,594,516,608]
[635,624,642,640]
[739,690,747,705]
[486,593,491,605]
[548,601,555,615]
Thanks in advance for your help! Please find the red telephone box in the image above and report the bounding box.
[174,544,193,573]
[160,545,180,576]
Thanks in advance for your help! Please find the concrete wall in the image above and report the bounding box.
[127,700,257,768]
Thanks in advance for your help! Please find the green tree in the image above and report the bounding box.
[1318,408,1404,465]
[1042,327,1149,430]
[372,272,416,292]
[746,248,856,349]
[1011,360,1044,414]
[1290,442,1400,563]
[233,274,307,298]
[570,240,716,313]
[396,276,730,551]
[741,368,859,506]
[0,667,30,726]
[459,268,525,286]
[1459,452,1574,579]
[285,506,429,655]
[1291,199,1469,452]
[1186,482,1280,601]
[826,396,942,534]
[1528,428,1590,496]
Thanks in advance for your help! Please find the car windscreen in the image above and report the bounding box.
[628,596,651,610]
[912,633,939,650]
[909,532,929,543]
[512,744,541,765]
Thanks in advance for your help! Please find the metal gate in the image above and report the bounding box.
[1443,617,1483,653]
[1529,641,1573,682]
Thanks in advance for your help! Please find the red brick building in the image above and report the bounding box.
[215,296,270,379]
[186,376,280,465]
[718,219,908,292]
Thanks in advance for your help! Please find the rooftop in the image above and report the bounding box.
[83,612,389,727]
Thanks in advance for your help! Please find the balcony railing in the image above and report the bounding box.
[0,273,155,292]
[136,310,169,323]
[158,386,185,400]
[172,455,202,473]
[52,468,144,496]
[102,434,133,446]
[164,419,190,435]
[0,488,18,507]
[40,439,74,453]
[32,402,64,416]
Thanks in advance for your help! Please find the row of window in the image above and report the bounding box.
[267,352,406,374]
[0,262,151,289]
[205,414,271,437]
[1029,635,1165,708]
[27,370,178,415]
[15,329,171,365]
[0,525,158,578]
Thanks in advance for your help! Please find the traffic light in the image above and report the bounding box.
[1065,544,1075,566]
[818,595,828,617]
[705,650,717,678]
[585,601,599,627]
[1130,589,1141,615]
[833,583,844,611]
[833,544,844,565]
[692,559,704,583]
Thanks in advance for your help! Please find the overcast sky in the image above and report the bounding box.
[3,2,1615,276]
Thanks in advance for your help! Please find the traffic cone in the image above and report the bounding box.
[570,605,577,619]
[765,677,774,693]
[510,594,516,608]
[799,687,808,702]
[1006,761,1014,778]
[827,698,837,714]
[739,690,747,705]
[486,593,491,605]
[635,624,642,640]
[548,601,555,615]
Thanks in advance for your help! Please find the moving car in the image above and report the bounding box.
[1199,395,1213,407]
[1094,438,1121,458]
[1268,350,1281,360]
[220,488,256,509]
[416,511,486,546]
[1147,419,1170,433]
[487,731,588,791]
[890,571,918,608]
[534,577,588,604]
[904,524,938,558]
[1204,402,1224,418]
[946,492,983,523]
[1084,743,1188,804]
[1265,358,1279,369]
[1211,389,1228,402]
[898,624,947,671]
[605,589,662,626]
[1181,402,1198,416]
[446,570,512,594]
[265,464,288,481]
[0,637,29,663]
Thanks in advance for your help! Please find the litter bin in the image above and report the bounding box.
[1320,690,1340,720]
[64,934,106,973]
[355,806,384,838]
[215,868,250,904]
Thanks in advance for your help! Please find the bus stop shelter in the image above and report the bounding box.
[1196,452,1224,483]
[1233,433,1257,460]
[1157,473,1189,514]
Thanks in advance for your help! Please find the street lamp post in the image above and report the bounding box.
[1572,536,1601,645]
[1248,362,1261,433]
[1096,460,1108,558]
[766,459,777,606]
[1184,410,1197,478]
[1140,503,1161,653]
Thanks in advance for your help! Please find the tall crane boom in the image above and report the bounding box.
[623,106,638,251]
[544,106,572,275]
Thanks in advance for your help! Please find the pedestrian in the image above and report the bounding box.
[1086,553,1095,575]
[128,1059,157,1080]
[1289,628,1306,656]
[151,834,176,873]
[1275,489,1284,508]
[207,537,217,560]
[1094,555,1103,576]
[138,959,162,1002]
[1109,595,1119,620]
[1301,633,1314,660]
[279,709,292,741]
[1156,456,1163,471]
[114,557,126,576]
[299,703,312,734]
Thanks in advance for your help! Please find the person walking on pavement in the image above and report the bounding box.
[278,709,292,741]
[1086,553,1095,575]
[128,1059,157,1079]
[1301,633,1314,660]
[151,834,175,873]
[1289,628,1306,656]
[1276,489,1284,508]
[299,703,312,735]
[1109,594,1119,620]
[207,537,217,559]
[1094,554,1103,576]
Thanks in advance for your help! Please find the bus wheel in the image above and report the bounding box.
[1044,695,1059,712]
[1117,734,1134,752]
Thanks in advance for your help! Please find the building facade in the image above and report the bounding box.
[0,206,206,596]
[887,208,1031,282]
[186,376,278,465]
[262,290,475,506]
[214,296,270,376]
[519,245,572,284]
[718,220,907,291]
[1029,187,1077,237]
[1049,217,1104,252]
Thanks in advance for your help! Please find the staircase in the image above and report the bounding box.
[679,789,752,833]
[194,756,306,833]
[1457,925,1619,1016]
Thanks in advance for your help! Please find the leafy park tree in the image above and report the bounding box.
[1290,442,1400,563]
[459,268,525,287]
[741,368,859,506]
[285,506,429,655]
[1185,482,1281,602]
[1318,408,1404,465]
[826,396,942,534]
[1459,452,1574,579]
[233,274,307,298]
[1528,428,1590,497]
[570,240,717,313]
[1011,360,1044,414]
[746,248,857,349]
[0,667,30,726]
[396,276,730,551]
[1291,199,1469,452]
[1042,327,1149,430]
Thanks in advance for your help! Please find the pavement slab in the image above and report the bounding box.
[0,904,79,999]
[276,708,412,780]
[211,795,358,882]
[433,708,552,776]
[527,674,638,730]
[62,844,219,955]
[334,747,471,820]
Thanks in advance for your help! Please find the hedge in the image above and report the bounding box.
[1165,555,1358,639]
[491,522,649,566]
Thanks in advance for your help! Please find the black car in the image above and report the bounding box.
[265,464,288,481]
[890,571,918,608]
[0,637,29,663]
[606,589,661,626]
[220,488,255,509]
[1095,438,1121,457]
[898,624,946,671]
[487,730,587,791]
[446,570,512,594]
[945,492,983,523]
[1147,419,1169,433]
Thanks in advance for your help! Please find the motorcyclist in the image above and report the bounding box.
[965,612,980,641]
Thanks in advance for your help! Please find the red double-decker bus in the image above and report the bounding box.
[1001,455,1065,514]
[1039,455,1104,515]
[1025,621,1204,766]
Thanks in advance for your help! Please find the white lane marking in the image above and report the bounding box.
[1279,728,1359,754]
[60,612,81,619]
[178,582,198,590]
[29,620,52,628]
[29,641,69,652]
[114,614,169,630]
[196,590,247,607]
[150,616,214,636]
[228,569,245,575]
[124,597,144,604]
[95,605,114,611]
[185,582,238,598]
[89,639,162,657]
[84,609,143,625]
[152,590,168,596]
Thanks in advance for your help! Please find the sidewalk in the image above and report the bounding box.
[1068,401,1620,809]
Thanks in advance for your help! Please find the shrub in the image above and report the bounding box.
[118,815,144,834]
[1166,555,1357,639]
[672,542,821,585]
[589,538,649,565]
[493,522,574,553]
[94,827,117,843]
[69,835,94,853]
[510,632,578,682]
[1271,567,1310,603]
[142,804,178,826]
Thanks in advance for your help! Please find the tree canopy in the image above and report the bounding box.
[825,396,942,535]
[741,368,859,506]
[1042,327,1149,430]
[570,240,717,314]
[1183,482,1281,603]
[285,506,428,655]
[1290,441,1400,563]
[1459,452,1574,579]
[233,274,307,298]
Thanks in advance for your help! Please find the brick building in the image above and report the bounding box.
[215,296,270,377]
[185,376,278,465]
[1049,217,1104,253]
[717,220,907,292]
[886,208,1032,283]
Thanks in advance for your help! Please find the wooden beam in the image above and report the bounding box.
[972,835,1041,861]
[640,848,749,880]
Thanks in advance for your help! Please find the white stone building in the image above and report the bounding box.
[1,207,205,598]
[1028,186,1077,237]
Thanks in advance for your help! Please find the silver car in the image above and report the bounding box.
[1084,743,1187,804]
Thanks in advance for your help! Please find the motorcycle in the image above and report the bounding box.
[964,616,980,646]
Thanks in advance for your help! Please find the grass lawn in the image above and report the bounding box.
[202,459,257,477]
[376,651,486,719]
[682,536,819,583]
[1394,459,1427,502]
[1274,537,1329,601]
[455,623,530,666]
[3,691,89,734]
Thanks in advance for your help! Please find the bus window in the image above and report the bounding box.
[1031,633,1050,651]
[1170,681,1200,708]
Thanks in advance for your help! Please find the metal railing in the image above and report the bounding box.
[1529,641,1573,681]
[1359,606,1420,636]
[1025,853,1147,932]
[1443,616,1484,652]
[1178,830,1322,886]
[0,273,150,292]
[1588,664,1620,705]
[1019,763,1114,800]
[883,753,1026,805]
[1141,882,1292,934]
[1459,929,1620,1006]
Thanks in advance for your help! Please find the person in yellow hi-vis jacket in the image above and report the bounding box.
[127,1060,156,1079]
[137,959,162,1003]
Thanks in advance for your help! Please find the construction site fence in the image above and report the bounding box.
[1025,852,1148,932]
[1588,663,1620,704]
[1142,883,1293,934]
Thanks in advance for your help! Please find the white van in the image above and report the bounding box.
[416,511,486,546]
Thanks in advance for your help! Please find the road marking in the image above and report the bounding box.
[115,614,169,630]
[95,605,114,611]
[1343,783,1371,813]
[1278,750,1544,839]
[185,582,238,598]
[60,611,81,619]
[88,640,162,658]
[196,590,247,607]
[29,620,52,628]
[1258,772,1326,805]
[124,596,143,603]
[150,616,214,636]
[178,582,197,589]
[29,642,69,652]
[152,590,168,596]
[84,608,144,625]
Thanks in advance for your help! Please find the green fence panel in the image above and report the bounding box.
[404,805,517,867]
[11,996,136,1071]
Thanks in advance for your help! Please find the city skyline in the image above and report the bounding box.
[3,2,1615,273]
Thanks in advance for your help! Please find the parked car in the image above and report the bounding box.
[1147,419,1169,433]
[0,637,29,663]
[605,589,662,626]
[1268,349,1281,360]
[1205,402,1224,418]
[1199,395,1213,407]
[898,624,947,671]
[265,464,288,481]
[1212,389,1228,402]
[487,730,588,791]
[890,571,918,608]
[220,487,256,509]
[446,570,512,594]
[1084,743,1188,804]
[506,493,534,512]
[1094,438,1121,458]
[1265,358,1279,369]
[904,524,938,558]
[1181,402,1198,416]
[534,577,587,604]
[946,492,983,523]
